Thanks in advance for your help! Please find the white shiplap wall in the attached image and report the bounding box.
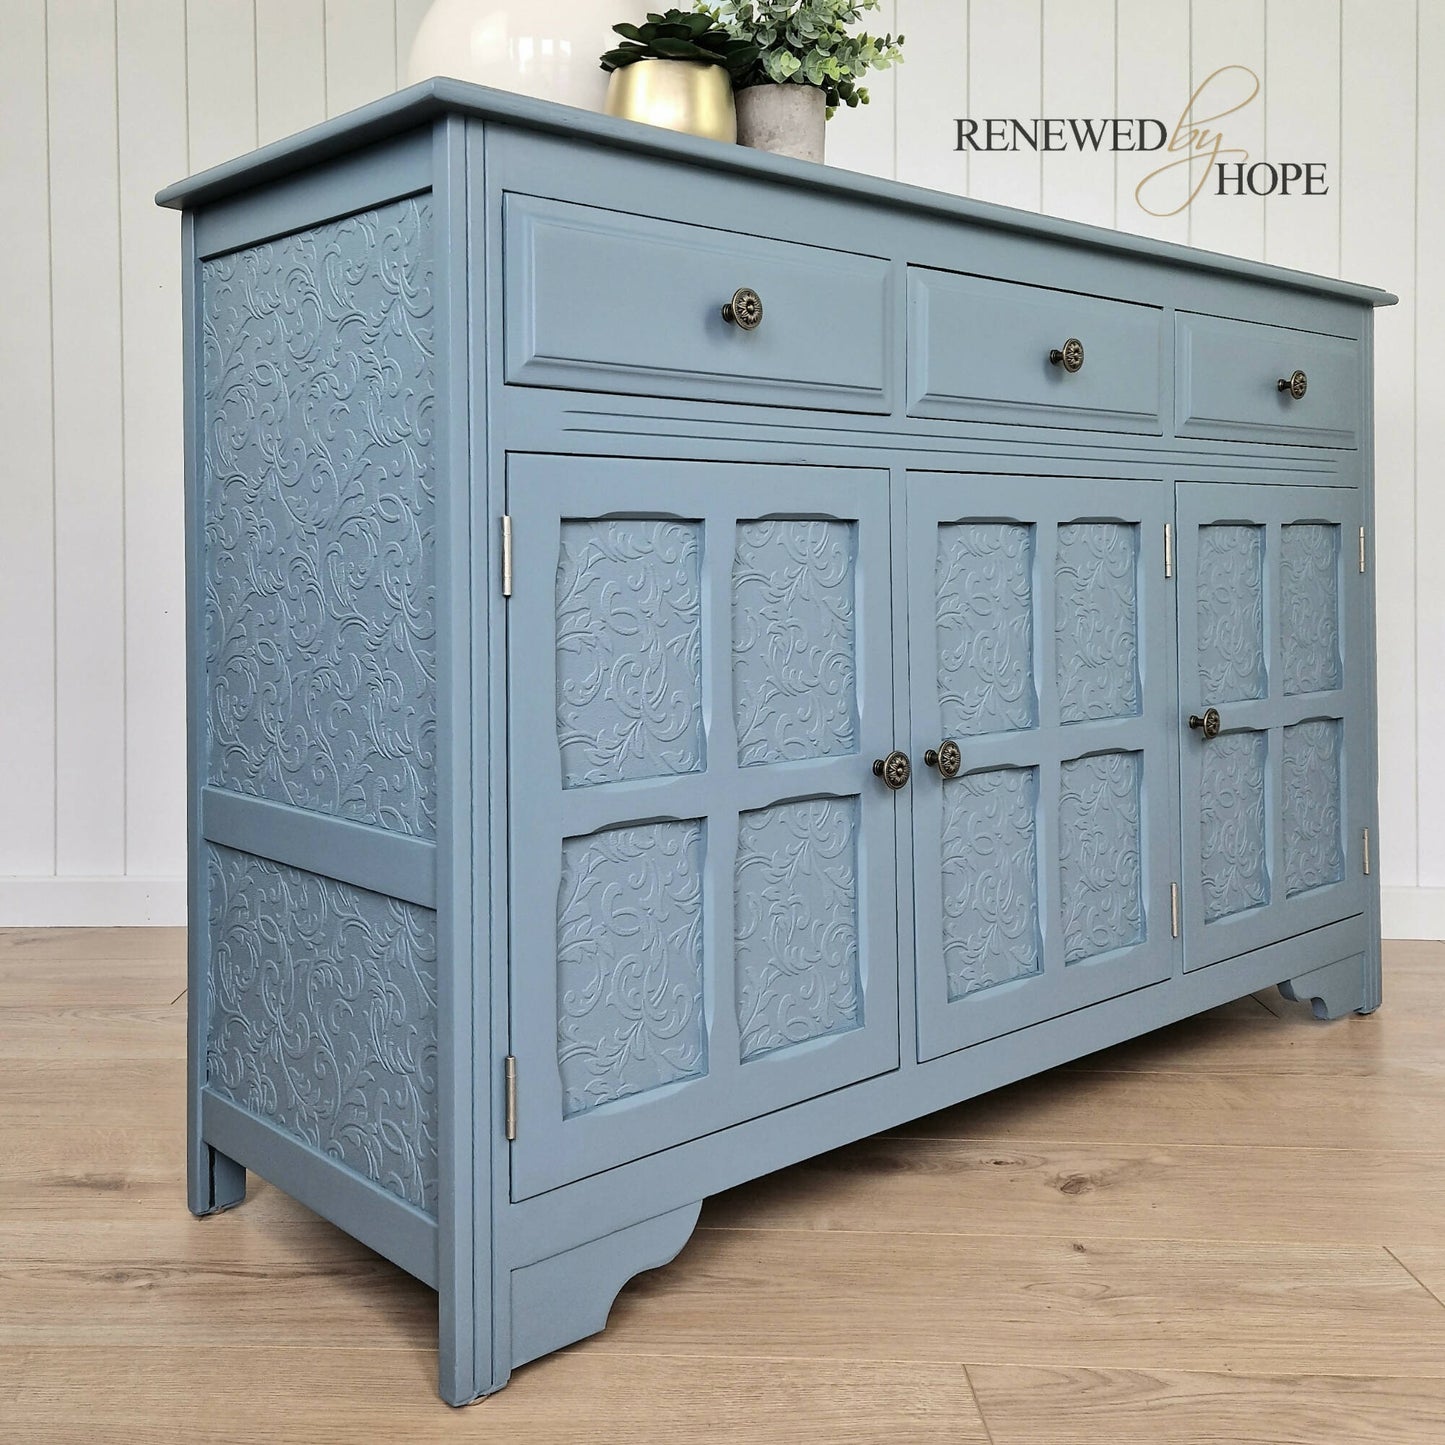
[0,0,1440,935]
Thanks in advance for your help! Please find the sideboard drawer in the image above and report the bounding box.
[1176,312,1361,448]
[504,194,892,412]
[906,267,1163,433]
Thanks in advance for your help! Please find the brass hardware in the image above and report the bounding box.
[722,286,764,330]
[501,514,513,598]
[504,1055,517,1140]
[1049,336,1085,373]
[602,58,738,143]
[1277,369,1308,399]
[923,739,962,778]
[1164,521,1174,580]
[1363,827,1371,877]
[1359,526,1367,574]
[872,750,911,790]
[1188,706,1222,739]
[1170,882,1180,939]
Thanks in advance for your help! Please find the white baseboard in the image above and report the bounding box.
[1382,886,1445,942]
[0,876,187,928]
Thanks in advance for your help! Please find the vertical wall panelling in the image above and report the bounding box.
[966,0,1043,211]
[185,0,256,173]
[395,0,434,88]
[0,0,58,876]
[1113,0,1190,243]
[1414,6,1444,887]
[894,0,968,195]
[48,0,125,876]
[256,0,327,145]
[1188,0,1266,259]
[1040,0,1115,228]
[1342,0,1416,889]
[822,0,897,179]
[324,0,397,118]
[117,0,188,879]
[1261,0,1340,277]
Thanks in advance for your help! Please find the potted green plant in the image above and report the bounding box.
[703,0,903,162]
[600,10,760,142]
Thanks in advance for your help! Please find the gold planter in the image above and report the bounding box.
[603,59,736,143]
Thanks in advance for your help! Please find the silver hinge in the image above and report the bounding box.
[1363,827,1371,877]
[504,1055,518,1140]
[1164,521,1174,579]
[1170,881,1180,939]
[1359,525,1367,574]
[501,514,513,598]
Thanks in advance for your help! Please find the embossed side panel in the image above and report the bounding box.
[940,766,1041,999]
[205,844,438,1212]
[1055,522,1140,724]
[735,797,861,1060]
[1282,523,1343,696]
[555,519,705,789]
[556,820,707,1118]
[1199,731,1271,922]
[936,522,1038,738]
[202,197,436,837]
[1196,524,1265,705]
[1283,719,1345,896]
[1059,751,1145,964]
[732,521,858,767]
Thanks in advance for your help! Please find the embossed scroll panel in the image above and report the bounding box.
[505,456,898,1199]
[908,473,1177,1062]
[1177,483,1367,971]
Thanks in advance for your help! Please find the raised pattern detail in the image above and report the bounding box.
[940,766,1041,1000]
[1283,719,1344,896]
[206,845,438,1212]
[1200,730,1271,922]
[1197,524,1266,705]
[202,197,436,837]
[1059,751,1144,963]
[557,820,707,1117]
[555,520,705,789]
[733,520,858,767]
[735,797,861,1060]
[936,522,1037,737]
[1055,521,1141,724]
[1282,523,1343,696]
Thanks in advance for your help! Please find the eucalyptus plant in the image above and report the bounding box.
[600,9,761,79]
[701,0,904,113]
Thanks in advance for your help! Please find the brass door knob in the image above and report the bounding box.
[721,287,763,330]
[1277,369,1308,399]
[1049,337,1085,373]
[923,740,962,778]
[872,750,912,790]
[1188,707,1222,739]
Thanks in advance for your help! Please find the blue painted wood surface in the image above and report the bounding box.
[165,84,1390,1405]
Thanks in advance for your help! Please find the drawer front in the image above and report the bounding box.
[1176,313,1360,448]
[504,194,893,412]
[907,267,1164,433]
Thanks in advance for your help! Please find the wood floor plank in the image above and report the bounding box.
[0,1005,185,1060]
[965,1364,1445,1445]
[0,955,184,1008]
[1387,1246,1445,1309]
[0,926,186,963]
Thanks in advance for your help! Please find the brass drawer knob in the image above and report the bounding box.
[923,740,962,778]
[1277,369,1308,399]
[721,287,763,330]
[872,750,912,790]
[1188,707,1222,740]
[1049,337,1085,373]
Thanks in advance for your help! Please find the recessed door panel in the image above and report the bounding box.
[1176,482,1368,969]
[909,474,1179,1061]
[506,456,899,1199]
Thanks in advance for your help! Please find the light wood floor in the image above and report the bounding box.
[3,932,1444,1443]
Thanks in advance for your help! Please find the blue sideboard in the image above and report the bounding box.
[158,79,1394,1405]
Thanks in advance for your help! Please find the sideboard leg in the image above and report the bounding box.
[189,1142,245,1217]
[1278,952,1375,1020]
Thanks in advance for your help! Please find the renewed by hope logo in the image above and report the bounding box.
[953,66,1326,216]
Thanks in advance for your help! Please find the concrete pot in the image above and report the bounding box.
[735,83,826,163]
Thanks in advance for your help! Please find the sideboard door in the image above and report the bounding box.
[908,473,1179,1060]
[1176,482,1369,969]
[504,455,899,1199]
